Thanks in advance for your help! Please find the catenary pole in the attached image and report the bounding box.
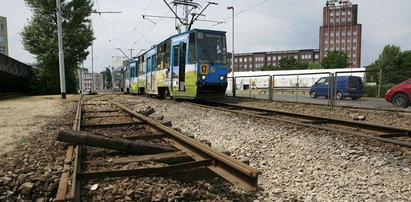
[56,0,66,99]
[227,6,235,97]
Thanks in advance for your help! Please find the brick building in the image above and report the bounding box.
[319,0,362,68]
[229,49,320,72]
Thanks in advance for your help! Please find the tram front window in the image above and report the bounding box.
[197,32,227,65]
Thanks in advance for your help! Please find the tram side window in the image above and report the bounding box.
[173,46,179,66]
[152,55,158,71]
[188,33,197,63]
[164,40,170,69]
[141,56,146,74]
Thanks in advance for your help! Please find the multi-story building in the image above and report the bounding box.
[78,68,105,91]
[0,16,9,56]
[228,49,320,72]
[319,0,362,68]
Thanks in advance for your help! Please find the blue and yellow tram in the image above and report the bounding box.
[122,29,228,99]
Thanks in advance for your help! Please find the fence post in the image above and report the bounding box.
[296,74,299,102]
[249,77,251,98]
[269,76,273,101]
[328,73,335,109]
[232,77,236,98]
[377,69,383,98]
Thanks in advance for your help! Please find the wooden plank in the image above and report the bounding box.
[122,133,169,140]
[81,122,144,128]
[84,151,190,166]
[78,159,212,180]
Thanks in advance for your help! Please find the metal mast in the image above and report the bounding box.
[56,0,66,99]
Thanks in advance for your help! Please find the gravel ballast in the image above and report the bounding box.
[114,95,411,201]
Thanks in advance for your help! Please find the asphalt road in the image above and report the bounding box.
[226,91,411,112]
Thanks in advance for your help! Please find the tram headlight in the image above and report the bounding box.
[201,75,207,80]
[219,75,225,81]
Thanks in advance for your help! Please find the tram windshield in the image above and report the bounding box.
[196,32,227,64]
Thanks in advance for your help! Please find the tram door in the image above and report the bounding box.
[173,42,187,92]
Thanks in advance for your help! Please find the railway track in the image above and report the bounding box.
[55,95,260,201]
[189,100,411,148]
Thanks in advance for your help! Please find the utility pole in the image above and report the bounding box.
[184,1,189,31]
[128,49,135,60]
[56,0,66,99]
[91,43,95,92]
[227,6,235,97]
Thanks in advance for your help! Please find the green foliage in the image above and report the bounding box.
[21,0,94,94]
[261,65,276,71]
[321,51,349,69]
[365,45,411,84]
[296,61,309,69]
[101,68,113,89]
[279,56,297,69]
[307,62,323,69]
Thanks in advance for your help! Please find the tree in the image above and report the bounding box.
[21,0,94,94]
[279,56,297,70]
[321,51,349,69]
[307,62,323,69]
[365,45,411,84]
[101,68,112,89]
[296,61,309,69]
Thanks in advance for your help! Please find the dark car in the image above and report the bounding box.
[384,78,411,108]
[310,76,364,100]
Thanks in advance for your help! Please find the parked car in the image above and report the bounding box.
[309,76,364,100]
[384,78,411,108]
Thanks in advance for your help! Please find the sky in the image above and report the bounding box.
[0,0,410,73]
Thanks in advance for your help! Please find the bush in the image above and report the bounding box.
[364,84,395,98]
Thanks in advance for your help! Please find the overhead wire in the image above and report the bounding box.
[208,0,269,29]
[94,0,117,56]
[120,0,154,48]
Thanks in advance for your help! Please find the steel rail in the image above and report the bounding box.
[104,97,261,191]
[190,100,411,148]
[55,96,82,201]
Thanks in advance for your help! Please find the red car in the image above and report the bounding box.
[385,78,411,108]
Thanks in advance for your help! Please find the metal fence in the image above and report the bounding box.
[227,68,411,111]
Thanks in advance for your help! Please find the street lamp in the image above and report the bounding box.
[227,6,235,97]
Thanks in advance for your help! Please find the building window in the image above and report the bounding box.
[234,58,238,62]
[341,32,345,36]
[330,40,334,44]
[308,55,312,59]
[325,32,329,36]
[353,31,357,35]
[336,32,340,37]
[353,61,356,65]
[325,41,328,44]
[330,12,334,17]
[336,11,340,16]
[341,39,345,43]
[0,46,5,53]
[249,57,252,61]
[347,46,351,50]
[239,58,243,62]
[347,18,352,22]
[348,11,352,15]
[330,19,334,23]
[342,18,345,22]
[336,40,339,44]
[278,56,282,60]
[353,54,356,58]
[244,58,247,62]
[341,47,345,51]
[267,57,271,61]
[336,18,340,23]
[325,47,329,51]
[347,32,351,36]
[0,35,4,42]
[330,32,334,37]
[315,54,319,59]
[353,39,357,43]
[0,24,3,30]
[342,11,346,16]
[353,46,356,50]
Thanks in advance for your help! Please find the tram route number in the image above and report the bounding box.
[200,64,209,74]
